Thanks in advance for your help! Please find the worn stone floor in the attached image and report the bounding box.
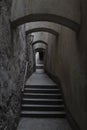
[17,68,72,130]
[17,118,72,130]
[26,69,56,86]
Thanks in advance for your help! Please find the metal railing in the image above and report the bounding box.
[22,61,28,92]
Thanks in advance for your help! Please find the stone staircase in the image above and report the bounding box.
[21,84,66,118]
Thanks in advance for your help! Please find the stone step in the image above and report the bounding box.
[21,82,65,118]
[24,88,61,94]
[23,93,62,99]
[25,85,58,89]
[21,104,65,111]
[21,111,66,118]
[22,98,63,105]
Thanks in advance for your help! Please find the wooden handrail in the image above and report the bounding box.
[22,61,28,92]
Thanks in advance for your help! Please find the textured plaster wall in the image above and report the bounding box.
[45,25,87,130]
[0,1,27,129]
[45,34,58,73]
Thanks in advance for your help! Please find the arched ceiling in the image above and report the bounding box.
[33,41,47,51]
[11,0,80,31]
[32,40,47,46]
[35,48,46,53]
[29,31,56,44]
[25,22,61,34]
[26,28,58,37]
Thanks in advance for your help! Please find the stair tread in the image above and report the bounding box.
[22,104,64,107]
[23,93,62,95]
[22,98,63,101]
[25,85,58,87]
[21,111,66,114]
[25,88,60,91]
[21,82,65,118]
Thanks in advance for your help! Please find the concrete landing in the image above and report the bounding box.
[26,69,56,86]
[17,118,72,130]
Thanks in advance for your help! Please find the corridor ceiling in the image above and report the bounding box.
[11,0,80,31]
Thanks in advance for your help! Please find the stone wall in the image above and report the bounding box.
[0,1,27,130]
[26,34,35,78]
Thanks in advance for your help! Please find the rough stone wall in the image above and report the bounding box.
[0,1,27,130]
[26,34,35,78]
[45,25,87,130]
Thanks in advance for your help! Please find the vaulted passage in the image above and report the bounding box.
[0,1,87,130]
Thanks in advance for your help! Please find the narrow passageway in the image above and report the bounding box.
[1,1,87,129]
[17,64,72,130]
